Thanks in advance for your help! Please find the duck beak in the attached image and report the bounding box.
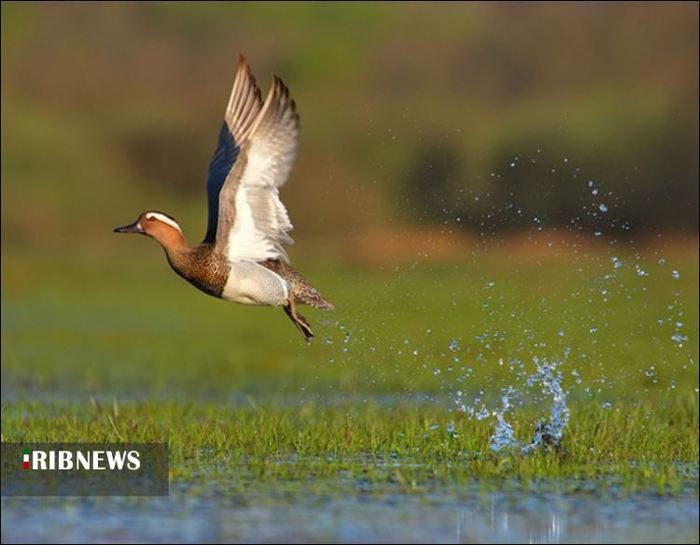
[113,220,144,234]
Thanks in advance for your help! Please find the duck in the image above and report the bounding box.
[114,55,334,341]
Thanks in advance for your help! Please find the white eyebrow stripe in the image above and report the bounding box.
[145,212,182,232]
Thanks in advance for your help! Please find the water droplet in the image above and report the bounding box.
[598,203,608,213]
[476,407,490,420]
[672,270,680,280]
[447,421,458,437]
[672,333,688,345]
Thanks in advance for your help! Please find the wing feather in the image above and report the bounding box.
[214,75,300,262]
[203,56,262,243]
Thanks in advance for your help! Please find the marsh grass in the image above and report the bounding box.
[2,400,697,495]
[1,248,698,493]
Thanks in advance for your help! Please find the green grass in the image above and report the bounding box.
[2,246,698,493]
[2,401,697,495]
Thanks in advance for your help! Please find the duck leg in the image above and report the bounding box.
[283,299,314,342]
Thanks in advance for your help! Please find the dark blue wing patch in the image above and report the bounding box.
[204,122,239,242]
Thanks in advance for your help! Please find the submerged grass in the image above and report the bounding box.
[1,247,698,493]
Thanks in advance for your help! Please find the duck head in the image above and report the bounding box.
[114,211,186,249]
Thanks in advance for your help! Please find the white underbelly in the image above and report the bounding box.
[221,261,289,306]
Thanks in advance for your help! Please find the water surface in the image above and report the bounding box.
[3,490,698,543]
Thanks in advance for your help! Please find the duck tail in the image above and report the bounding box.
[259,259,335,311]
[295,283,335,310]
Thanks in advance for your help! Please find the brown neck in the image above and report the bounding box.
[151,227,189,256]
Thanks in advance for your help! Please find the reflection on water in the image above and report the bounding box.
[2,490,698,543]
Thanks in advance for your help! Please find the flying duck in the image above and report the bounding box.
[114,56,334,341]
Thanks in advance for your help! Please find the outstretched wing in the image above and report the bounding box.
[203,56,262,243]
[213,75,300,263]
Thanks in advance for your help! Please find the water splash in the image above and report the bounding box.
[488,386,519,452]
[489,358,570,454]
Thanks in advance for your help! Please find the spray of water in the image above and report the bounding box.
[313,159,691,457]
[488,386,519,452]
[489,358,570,454]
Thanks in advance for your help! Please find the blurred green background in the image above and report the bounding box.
[1,2,698,402]
[1,2,698,252]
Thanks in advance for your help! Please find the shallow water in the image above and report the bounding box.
[2,490,698,543]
